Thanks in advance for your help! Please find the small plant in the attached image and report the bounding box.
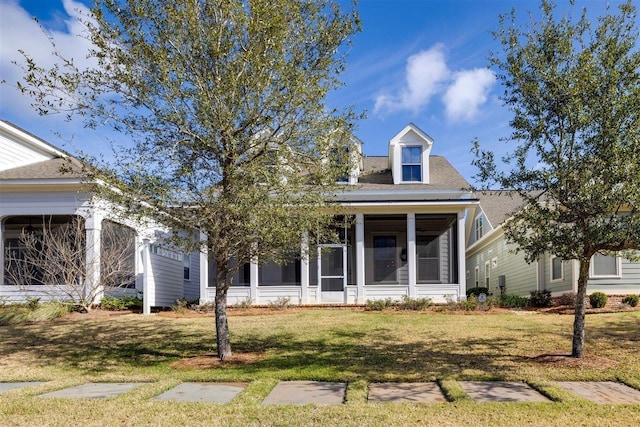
[26,297,41,311]
[529,290,552,308]
[397,295,433,311]
[230,297,253,310]
[556,292,577,307]
[589,292,608,308]
[467,287,489,298]
[365,298,393,311]
[172,299,190,313]
[28,302,72,321]
[460,296,478,311]
[100,295,126,310]
[268,296,291,310]
[622,294,639,307]
[499,294,530,308]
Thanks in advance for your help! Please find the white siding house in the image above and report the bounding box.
[466,191,640,298]
[204,123,478,305]
[0,120,191,311]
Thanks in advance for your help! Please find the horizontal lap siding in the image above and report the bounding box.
[543,257,573,294]
[0,134,51,171]
[183,250,200,301]
[587,258,640,294]
[149,253,183,307]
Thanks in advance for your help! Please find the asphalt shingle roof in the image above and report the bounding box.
[0,157,85,180]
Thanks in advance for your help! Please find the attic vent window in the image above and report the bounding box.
[401,146,422,182]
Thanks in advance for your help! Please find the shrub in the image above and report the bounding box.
[529,289,552,308]
[26,297,41,311]
[230,297,253,310]
[29,302,72,321]
[268,296,291,310]
[589,292,608,308]
[365,298,393,311]
[459,296,478,311]
[0,306,29,326]
[467,287,489,298]
[100,295,126,310]
[172,299,190,313]
[556,292,577,307]
[499,294,530,308]
[397,295,433,311]
[622,294,639,307]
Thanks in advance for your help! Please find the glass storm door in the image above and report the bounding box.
[318,244,347,303]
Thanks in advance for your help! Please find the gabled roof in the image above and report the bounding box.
[476,191,527,228]
[356,155,470,191]
[0,157,85,180]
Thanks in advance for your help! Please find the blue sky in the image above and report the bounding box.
[0,0,624,184]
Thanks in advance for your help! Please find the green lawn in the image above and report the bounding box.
[0,309,639,426]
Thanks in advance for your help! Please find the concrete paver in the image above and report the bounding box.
[261,381,346,406]
[555,381,640,404]
[0,382,45,394]
[368,382,447,403]
[458,381,550,403]
[154,382,246,403]
[37,383,145,399]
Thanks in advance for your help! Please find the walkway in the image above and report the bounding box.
[2,380,640,405]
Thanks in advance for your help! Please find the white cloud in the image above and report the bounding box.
[0,0,94,120]
[443,68,496,122]
[373,43,496,123]
[374,44,450,116]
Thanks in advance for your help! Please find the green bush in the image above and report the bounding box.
[589,292,608,308]
[365,298,393,311]
[467,287,489,298]
[26,297,41,311]
[397,295,433,311]
[460,296,478,311]
[28,302,72,321]
[0,306,30,326]
[622,294,639,307]
[529,290,552,307]
[499,294,530,308]
[100,294,143,311]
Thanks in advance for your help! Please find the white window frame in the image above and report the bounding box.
[590,253,622,278]
[550,255,563,282]
[484,261,490,287]
[400,146,422,182]
[183,252,191,281]
[475,214,484,242]
[491,256,498,269]
[474,266,479,287]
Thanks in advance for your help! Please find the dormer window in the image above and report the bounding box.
[388,123,433,185]
[401,146,422,182]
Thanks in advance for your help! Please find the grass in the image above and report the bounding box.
[0,308,639,426]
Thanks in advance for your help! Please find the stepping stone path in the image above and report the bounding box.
[555,381,640,404]
[37,383,145,399]
[368,382,446,403]
[458,381,550,403]
[0,382,44,393]
[262,381,346,405]
[154,382,246,403]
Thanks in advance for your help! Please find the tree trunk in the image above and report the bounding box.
[572,258,591,358]
[215,260,232,361]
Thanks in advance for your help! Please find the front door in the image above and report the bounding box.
[318,244,347,303]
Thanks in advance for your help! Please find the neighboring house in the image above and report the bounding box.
[0,119,197,312]
[466,191,640,297]
[208,123,479,305]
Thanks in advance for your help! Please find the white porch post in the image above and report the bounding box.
[199,231,208,305]
[407,213,416,298]
[355,213,365,303]
[85,211,103,306]
[457,211,466,300]
[316,246,322,303]
[300,232,309,304]
[142,239,152,314]
[250,257,259,305]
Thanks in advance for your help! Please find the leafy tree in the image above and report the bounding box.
[473,0,640,357]
[15,0,360,360]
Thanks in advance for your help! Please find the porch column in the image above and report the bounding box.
[142,238,151,315]
[355,213,365,303]
[457,211,466,300]
[407,213,416,297]
[250,257,259,305]
[85,211,103,306]
[199,231,208,305]
[300,232,309,304]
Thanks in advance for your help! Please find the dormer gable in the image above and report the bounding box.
[388,123,434,185]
